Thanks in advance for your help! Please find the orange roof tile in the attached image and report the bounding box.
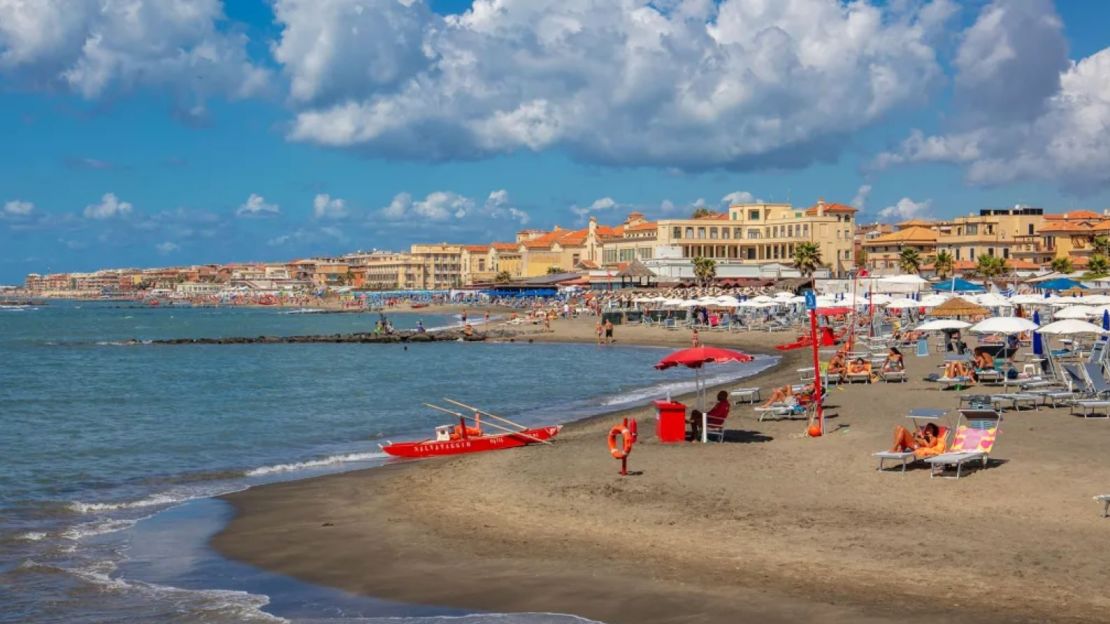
[625,222,658,232]
[1006,258,1040,270]
[463,245,489,253]
[805,200,857,216]
[491,242,519,251]
[1039,222,1092,233]
[864,226,938,245]
[1063,210,1102,219]
[897,219,936,227]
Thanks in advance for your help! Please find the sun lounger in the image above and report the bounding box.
[872,408,948,474]
[989,393,1038,412]
[935,376,972,390]
[730,387,761,404]
[1096,494,1110,518]
[975,368,1004,385]
[925,409,1001,479]
[845,368,872,384]
[753,400,807,422]
[879,368,906,383]
[1072,400,1110,418]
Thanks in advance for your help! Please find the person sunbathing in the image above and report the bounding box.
[760,384,799,407]
[973,350,995,371]
[847,357,871,375]
[689,390,730,440]
[827,352,847,376]
[943,359,974,382]
[889,422,946,459]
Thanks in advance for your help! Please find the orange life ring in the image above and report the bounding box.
[608,425,633,459]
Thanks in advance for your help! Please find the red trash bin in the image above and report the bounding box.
[653,400,687,443]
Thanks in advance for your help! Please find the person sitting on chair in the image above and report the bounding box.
[944,359,974,383]
[689,390,730,440]
[827,352,847,377]
[882,347,904,372]
[888,422,946,459]
[973,349,995,371]
[847,357,871,376]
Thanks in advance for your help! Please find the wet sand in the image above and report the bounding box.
[214,315,1110,623]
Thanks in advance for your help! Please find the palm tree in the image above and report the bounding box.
[898,248,922,274]
[1093,236,1110,257]
[975,254,1006,279]
[933,250,955,279]
[692,256,717,286]
[792,242,823,277]
[854,247,868,268]
[494,270,513,283]
[546,266,564,275]
[691,206,713,219]
[1087,254,1110,277]
[1050,256,1074,274]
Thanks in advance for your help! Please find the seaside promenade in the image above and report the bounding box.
[213,311,1110,624]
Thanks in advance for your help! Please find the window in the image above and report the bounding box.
[966,225,978,235]
[746,248,756,260]
[721,228,730,240]
[955,249,960,260]
[1028,223,1035,235]
[710,227,718,239]
[685,227,694,238]
[969,247,975,258]
[638,248,652,259]
[803,224,809,236]
[749,210,760,220]
[747,229,761,239]
[987,248,994,257]
[696,227,706,239]
[672,226,682,239]
[734,227,742,239]
[836,229,841,239]
[1003,248,1010,259]
[787,225,794,237]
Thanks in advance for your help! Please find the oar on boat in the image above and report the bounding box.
[424,403,553,446]
[442,398,547,440]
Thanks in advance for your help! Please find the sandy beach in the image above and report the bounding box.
[214,314,1110,623]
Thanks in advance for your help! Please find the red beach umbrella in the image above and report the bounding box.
[654,346,753,370]
[816,306,852,316]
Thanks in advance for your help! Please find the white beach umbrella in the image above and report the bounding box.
[919,294,951,308]
[788,295,808,304]
[662,298,684,307]
[974,293,1013,307]
[1079,294,1110,305]
[772,290,795,299]
[1037,319,1109,335]
[915,319,972,331]
[866,293,893,305]
[1009,294,1052,305]
[679,299,700,307]
[737,300,775,309]
[715,295,740,306]
[969,317,1039,334]
[885,297,922,309]
[750,295,774,303]
[1054,305,1098,319]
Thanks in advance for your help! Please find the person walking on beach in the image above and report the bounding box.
[604,319,614,344]
[691,328,700,348]
[596,320,604,345]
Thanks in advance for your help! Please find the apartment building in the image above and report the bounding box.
[861,226,938,273]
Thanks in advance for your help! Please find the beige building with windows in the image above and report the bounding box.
[409,244,463,289]
[933,207,1045,266]
[646,200,857,277]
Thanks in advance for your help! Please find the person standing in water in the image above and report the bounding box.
[604,319,614,344]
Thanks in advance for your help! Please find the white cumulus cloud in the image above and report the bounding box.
[874,0,1110,192]
[3,199,34,216]
[851,185,872,210]
[720,191,757,207]
[482,189,529,224]
[878,197,931,221]
[313,193,348,219]
[155,241,180,254]
[236,193,280,217]
[571,196,618,218]
[380,191,474,221]
[0,0,269,116]
[277,0,954,170]
[83,193,132,219]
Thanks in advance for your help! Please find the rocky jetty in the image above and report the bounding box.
[149,330,490,345]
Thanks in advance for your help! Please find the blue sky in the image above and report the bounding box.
[1,0,1109,282]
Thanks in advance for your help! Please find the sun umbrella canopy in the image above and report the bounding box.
[1038,277,1086,291]
[927,296,989,318]
[878,275,929,285]
[885,297,922,308]
[1081,295,1110,305]
[1010,294,1053,305]
[816,306,852,316]
[931,277,985,293]
[919,294,951,307]
[969,317,1039,334]
[750,295,774,303]
[655,346,754,370]
[974,293,1013,307]
[866,293,893,305]
[1054,305,1098,319]
[1037,319,1109,335]
[916,319,972,331]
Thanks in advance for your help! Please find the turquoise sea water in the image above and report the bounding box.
[0,302,776,623]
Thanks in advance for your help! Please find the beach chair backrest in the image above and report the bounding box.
[952,409,1001,453]
[1083,362,1110,393]
[1063,364,1089,393]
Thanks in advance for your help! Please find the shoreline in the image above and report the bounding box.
[212,315,1110,623]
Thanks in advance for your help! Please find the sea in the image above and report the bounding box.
[0,301,777,623]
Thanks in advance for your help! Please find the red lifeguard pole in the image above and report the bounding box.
[806,293,824,435]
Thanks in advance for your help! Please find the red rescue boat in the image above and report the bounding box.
[380,425,561,458]
[380,399,561,459]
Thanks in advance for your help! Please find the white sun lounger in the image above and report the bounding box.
[879,369,906,383]
[936,376,972,390]
[730,387,761,404]
[1072,400,1110,418]
[989,393,1039,412]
